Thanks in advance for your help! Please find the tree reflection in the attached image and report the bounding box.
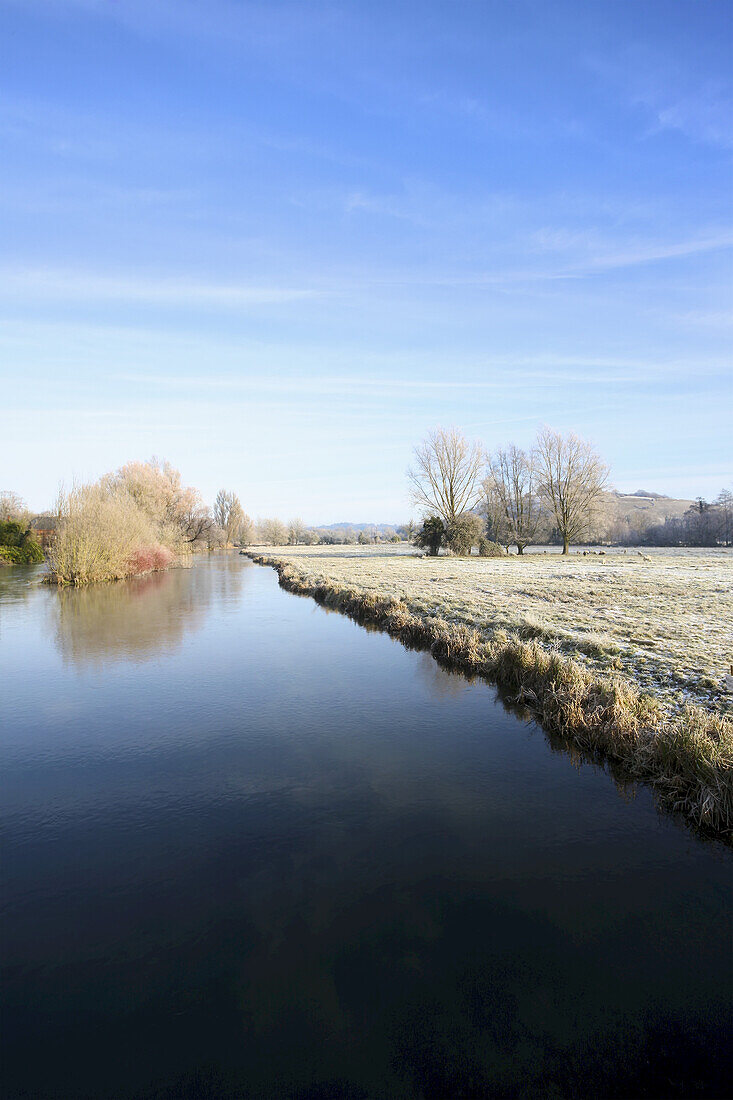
[0,562,46,605]
[51,558,244,666]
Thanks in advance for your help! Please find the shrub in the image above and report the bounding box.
[445,513,484,556]
[1,545,31,564]
[0,521,45,563]
[48,483,174,585]
[0,520,24,546]
[478,537,506,558]
[126,545,175,575]
[414,516,445,556]
[24,542,44,564]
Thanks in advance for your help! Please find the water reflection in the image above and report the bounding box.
[50,556,244,667]
[413,650,469,698]
[1,557,730,1099]
[0,562,44,604]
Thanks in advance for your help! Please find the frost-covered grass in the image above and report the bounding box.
[250,544,733,719]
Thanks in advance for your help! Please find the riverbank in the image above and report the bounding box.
[44,546,185,586]
[248,545,733,840]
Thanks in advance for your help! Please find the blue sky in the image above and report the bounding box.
[1,0,731,521]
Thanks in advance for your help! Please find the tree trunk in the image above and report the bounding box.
[562,537,569,554]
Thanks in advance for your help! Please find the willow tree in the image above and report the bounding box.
[535,428,609,554]
[407,428,483,526]
[107,458,210,546]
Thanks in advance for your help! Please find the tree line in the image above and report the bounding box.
[621,492,733,548]
[0,472,406,581]
[2,435,730,577]
[407,426,732,555]
[408,426,609,555]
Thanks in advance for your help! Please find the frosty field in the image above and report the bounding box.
[250,544,733,720]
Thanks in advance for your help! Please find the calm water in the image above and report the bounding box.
[1,556,730,1099]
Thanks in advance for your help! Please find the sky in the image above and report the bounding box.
[1,0,731,522]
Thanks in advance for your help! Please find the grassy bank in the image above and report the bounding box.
[248,546,732,841]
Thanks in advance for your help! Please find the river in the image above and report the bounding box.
[1,555,730,1098]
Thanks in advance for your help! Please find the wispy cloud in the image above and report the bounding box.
[644,81,733,150]
[587,48,733,150]
[530,227,733,273]
[6,234,730,322]
[3,1,730,511]
[2,268,319,308]
[3,317,728,386]
[672,309,733,330]
[108,355,718,400]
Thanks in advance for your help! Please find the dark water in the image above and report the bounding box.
[1,556,730,1099]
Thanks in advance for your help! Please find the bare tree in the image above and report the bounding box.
[407,428,483,525]
[179,500,213,545]
[535,428,609,554]
[715,488,733,547]
[206,523,227,550]
[288,517,307,545]
[258,518,288,545]
[487,445,540,554]
[479,475,511,549]
[239,513,255,545]
[214,489,245,545]
[0,491,28,522]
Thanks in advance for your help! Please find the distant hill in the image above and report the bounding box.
[317,522,400,533]
[603,490,693,519]
[319,494,695,532]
